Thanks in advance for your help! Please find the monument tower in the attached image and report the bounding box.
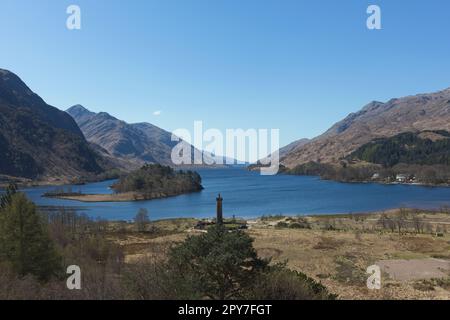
[216,194,223,225]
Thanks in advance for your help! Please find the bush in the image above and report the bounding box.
[249,264,336,300]
[275,221,289,228]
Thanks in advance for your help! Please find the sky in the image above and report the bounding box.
[1,0,450,148]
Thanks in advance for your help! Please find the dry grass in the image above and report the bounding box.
[108,210,450,300]
[248,212,450,300]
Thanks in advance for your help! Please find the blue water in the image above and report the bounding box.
[17,167,450,221]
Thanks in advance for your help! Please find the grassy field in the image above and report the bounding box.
[105,210,450,300]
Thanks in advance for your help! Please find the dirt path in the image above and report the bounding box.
[377,258,450,281]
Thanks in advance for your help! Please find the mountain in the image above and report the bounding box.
[279,138,310,158]
[249,138,309,170]
[0,69,106,181]
[66,105,211,168]
[282,87,450,168]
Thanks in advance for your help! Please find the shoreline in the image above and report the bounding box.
[44,189,203,203]
[0,176,116,189]
[47,192,144,202]
[248,165,450,188]
[281,172,450,188]
[36,200,446,221]
[0,165,237,189]
[4,166,450,190]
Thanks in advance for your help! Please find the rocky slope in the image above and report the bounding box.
[278,138,310,158]
[0,69,106,182]
[282,87,450,168]
[67,105,211,168]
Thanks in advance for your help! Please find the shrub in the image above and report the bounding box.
[249,264,337,300]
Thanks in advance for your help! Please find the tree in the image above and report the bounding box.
[412,214,424,234]
[167,225,268,300]
[134,208,150,233]
[0,193,61,281]
[0,184,17,209]
[394,208,409,235]
[378,213,396,233]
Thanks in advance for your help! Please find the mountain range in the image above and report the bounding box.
[0,69,229,183]
[281,87,450,168]
[66,105,213,169]
[2,67,450,183]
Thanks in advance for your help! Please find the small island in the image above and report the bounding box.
[44,164,203,202]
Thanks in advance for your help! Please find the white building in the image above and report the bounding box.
[396,174,408,183]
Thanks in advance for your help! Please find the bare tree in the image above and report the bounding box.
[394,208,409,235]
[412,215,424,234]
[134,208,150,233]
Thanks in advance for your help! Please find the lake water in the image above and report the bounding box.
[18,167,450,221]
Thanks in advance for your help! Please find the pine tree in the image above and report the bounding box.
[0,183,17,209]
[167,225,268,300]
[0,193,62,281]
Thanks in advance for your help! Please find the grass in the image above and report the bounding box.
[104,208,450,300]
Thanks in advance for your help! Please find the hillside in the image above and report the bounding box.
[279,138,310,158]
[282,87,450,168]
[348,130,450,167]
[0,69,106,182]
[287,130,450,185]
[67,105,213,168]
[248,138,309,171]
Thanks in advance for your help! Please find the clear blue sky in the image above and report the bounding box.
[1,0,450,147]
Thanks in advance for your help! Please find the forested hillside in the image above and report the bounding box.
[349,131,450,167]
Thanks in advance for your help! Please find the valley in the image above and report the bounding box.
[2,0,450,304]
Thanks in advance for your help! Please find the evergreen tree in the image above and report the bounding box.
[0,183,17,209]
[0,193,61,281]
[167,225,268,300]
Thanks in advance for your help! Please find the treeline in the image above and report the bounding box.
[43,186,83,198]
[287,161,380,183]
[1,186,334,300]
[287,161,450,185]
[376,209,447,235]
[272,209,449,236]
[286,130,450,185]
[349,130,450,167]
[113,164,203,198]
